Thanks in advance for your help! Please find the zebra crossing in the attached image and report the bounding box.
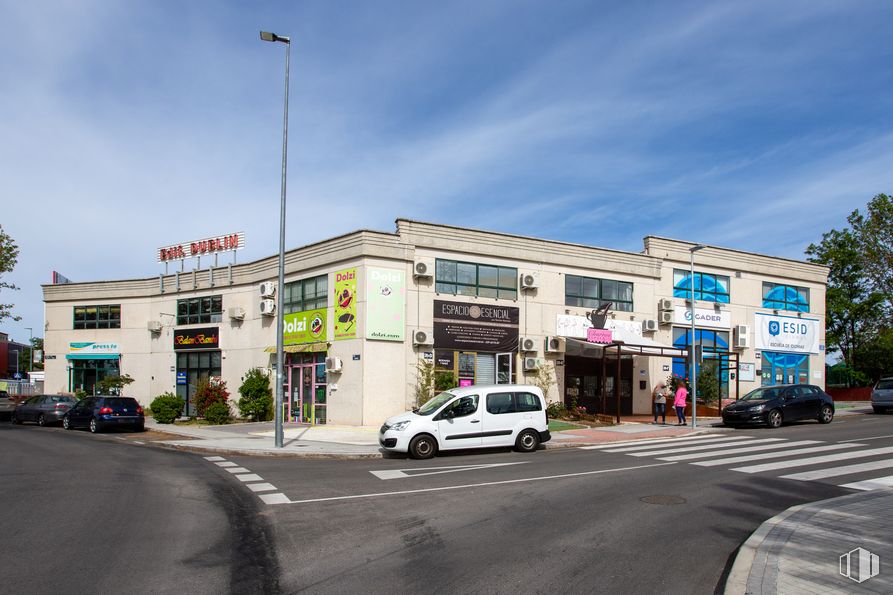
[579,433,893,492]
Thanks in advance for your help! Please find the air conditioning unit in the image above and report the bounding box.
[413,260,434,278]
[520,272,539,290]
[642,319,659,332]
[260,299,276,316]
[147,320,162,333]
[325,356,342,373]
[412,330,434,346]
[519,336,538,352]
[659,310,674,324]
[228,306,245,320]
[523,356,540,372]
[734,324,750,349]
[658,298,673,312]
[260,281,276,298]
[544,336,566,353]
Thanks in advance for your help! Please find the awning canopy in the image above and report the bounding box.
[66,354,120,360]
[565,336,688,358]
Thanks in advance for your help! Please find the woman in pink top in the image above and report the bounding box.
[674,383,688,426]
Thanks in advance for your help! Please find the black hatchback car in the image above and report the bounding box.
[63,397,145,433]
[722,384,835,428]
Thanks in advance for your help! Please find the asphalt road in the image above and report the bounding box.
[3,410,890,594]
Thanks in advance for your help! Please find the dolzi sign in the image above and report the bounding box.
[366,268,405,341]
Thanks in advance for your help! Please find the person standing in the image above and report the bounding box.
[652,381,667,424]
[674,382,688,426]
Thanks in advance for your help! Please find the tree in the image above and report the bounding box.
[194,378,229,418]
[0,225,20,323]
[95,374,135,395]
[237,368,273,421]
[848,193,893,316]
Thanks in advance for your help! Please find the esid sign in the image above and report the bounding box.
[754,313,819,354]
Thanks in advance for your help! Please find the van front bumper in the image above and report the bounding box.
[378,429,412,452]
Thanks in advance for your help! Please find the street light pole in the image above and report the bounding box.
[25,327,33,374]
[689,244,705,428]
[260,30,291,448]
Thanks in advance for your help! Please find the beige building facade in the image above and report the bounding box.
[42,220,828,425]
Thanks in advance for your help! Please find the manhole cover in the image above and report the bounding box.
[640,495,686,505]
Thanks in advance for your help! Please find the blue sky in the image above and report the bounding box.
[2,0,893,346]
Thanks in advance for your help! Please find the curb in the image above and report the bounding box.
[148,440,386,460]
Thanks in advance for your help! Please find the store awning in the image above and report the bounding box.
[66,354,120,360]
[264,342,329,354]
[565,336,688,358]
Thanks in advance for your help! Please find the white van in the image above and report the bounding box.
[379,384,551,459]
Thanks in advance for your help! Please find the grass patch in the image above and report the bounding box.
[549,420,589,432]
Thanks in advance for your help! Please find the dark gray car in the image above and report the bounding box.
[872,377,893,414]
[12,395,78,426]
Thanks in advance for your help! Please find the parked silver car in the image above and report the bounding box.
[872,377,893,414]
[11,395,78,426]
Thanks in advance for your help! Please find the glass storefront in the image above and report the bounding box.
[69,358,120,394]
[286,352,327,424]
[672,327,731,399]
[761,352,808,385]
[176,350,222,417]
[435,350,515,386]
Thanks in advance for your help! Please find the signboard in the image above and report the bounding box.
[433,300,520,351]
[365,268,405,341]
[176,371,187,385]
[51,271,71,284]
[587,328,613,344]
[738,362,756,382]
[557,315,643,342]
[283,309,327,345]
[69,342,119,355]
[754,313,820,354]
[673,306,731,329]
[173,327,220,351]
[333,268,357,340]
[157,231,245,262]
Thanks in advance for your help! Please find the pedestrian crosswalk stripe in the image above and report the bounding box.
[694,443,865,467]
[654,439,820,461]
[839,475,893,491]
[780,459,893,482]
[578,433,738,450]
[626,437,788,457]
[730,445,893,474]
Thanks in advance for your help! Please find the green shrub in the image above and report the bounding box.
[194,379,230,418]
[546,401,566,419]
[434,371,457,392]
[150,392,184,424]
[204,401,231,425]
[238,368,273,421]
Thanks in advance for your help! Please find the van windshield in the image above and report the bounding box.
[417,391,456,416]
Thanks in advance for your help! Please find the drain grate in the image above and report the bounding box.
[640,495,686,505]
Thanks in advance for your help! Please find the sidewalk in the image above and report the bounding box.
[725,489,893,594]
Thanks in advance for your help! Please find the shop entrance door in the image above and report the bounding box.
[496,353,513,384]
[286,353,327,424]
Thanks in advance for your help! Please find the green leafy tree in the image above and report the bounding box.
[697,360,720,406]
[849,193,893,315]
[95,374,135,396]
[237,368,273,421]
[0,225,20,323]
[414,359,437,407]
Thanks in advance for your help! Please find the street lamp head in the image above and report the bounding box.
[690,244,706,253]
[260,31,290,44]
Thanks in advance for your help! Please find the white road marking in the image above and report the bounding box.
[626,438,788,457]
[247,483,278,492]
[840,434,893,442]
[839,475,893,491]
[216,462,238,467]
[283,462,676,505]
[235,473,264,482]
[370,462,528,480]
[603,435,755,453]
[694,443,862,467]
[579,434,735,450]
[259,493,291,505]
[132,441,144,445]
[730,446,893,474]
[204,456,226,461]
[225,467,250,474]
[653,440,820,461]
[780,459,893,481]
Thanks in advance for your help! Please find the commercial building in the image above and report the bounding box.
[42,220,828,425]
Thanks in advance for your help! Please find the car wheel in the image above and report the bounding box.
[10,413,19,425]
[63,415,72,430]
[818,405,834,424]
[38,414,46,427]
[515,429,540,453]
[767,409,783,429]
[408,434,437,460]
[89,418,100,434]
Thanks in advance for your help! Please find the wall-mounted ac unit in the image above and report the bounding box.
[413,260,434,278]
[260,299,276,316]
[642,319,659,332]
[260,281,276,298]
[412,330,434,346]
[523,356,540,371]
[147,320,162,333]
[519,336,538,352]
[520,272,539,290]
[544,336,566,353]
[228,306,246,320]
[659,310,674,324]
[325,356,343,373]
[658,298,673,312]
[734,324,750,349]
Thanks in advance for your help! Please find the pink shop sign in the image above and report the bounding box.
[587,328,613,344]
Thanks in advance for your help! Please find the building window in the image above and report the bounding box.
[73,305,121,329]
[673,270,730,303]
[435,259,517,300]
[176,296,223,325]
[284,275,328,313]
[763,283,809,312]
[565,275,633,312]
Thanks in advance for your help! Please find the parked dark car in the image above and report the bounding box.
[722,384,835,428]
[63,397,145,433]
[11,395,77,426]
[872,377,893,414]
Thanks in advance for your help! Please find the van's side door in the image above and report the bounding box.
[434,394,482,450]
[481,391,520,447]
